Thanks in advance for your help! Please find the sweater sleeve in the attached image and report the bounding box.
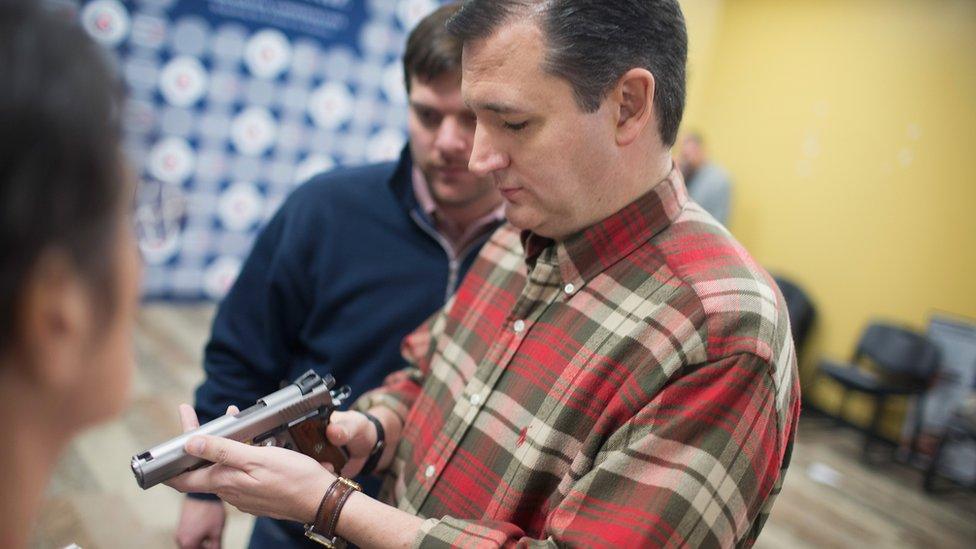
[351,317,431,421]
[193,190,318,425]
[351,294,453,420]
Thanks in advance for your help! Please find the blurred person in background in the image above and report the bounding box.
[176,3,504,548]
[0,2,140,548]
[679,131,732,225]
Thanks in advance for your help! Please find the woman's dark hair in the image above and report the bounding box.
[0,2,126,351]
[447,0,688,147]
[402,2,464,92]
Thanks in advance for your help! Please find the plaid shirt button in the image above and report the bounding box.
[469,393,482,406]
[564,283,575,294]
[513,319,525,333]
[425,465,436,478]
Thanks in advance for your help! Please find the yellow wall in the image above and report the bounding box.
[680,0,976,436]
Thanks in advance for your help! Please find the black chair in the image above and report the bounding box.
[818,322,940,462]
[773,276,816,357]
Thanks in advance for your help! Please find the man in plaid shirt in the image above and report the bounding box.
[168,1,801,547]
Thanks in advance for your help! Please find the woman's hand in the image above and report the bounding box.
[164,404,336,524]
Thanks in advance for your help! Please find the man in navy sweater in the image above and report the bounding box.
[175,4,503,548]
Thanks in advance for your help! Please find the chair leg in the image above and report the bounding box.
[837,388,850,427]
[863,396,886,463]
[924,428,950,492]
[910,394,926,466]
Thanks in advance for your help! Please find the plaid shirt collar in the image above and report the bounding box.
[521,164,689,288]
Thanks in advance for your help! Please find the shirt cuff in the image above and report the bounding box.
[352,390,411,423]
[412,518,442,548]
[411,516,528,548]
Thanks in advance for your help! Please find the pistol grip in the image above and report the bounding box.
[288,419,348,472]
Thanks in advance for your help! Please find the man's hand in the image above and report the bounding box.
[175,498,225,549]
[165,404,336,523]
[323,411,379,477]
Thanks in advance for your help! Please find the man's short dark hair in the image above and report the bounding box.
[447,0,688,147]
[0,2,125,351]
[403,2,463,93]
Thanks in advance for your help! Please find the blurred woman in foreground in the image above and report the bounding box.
[0,3,140,547]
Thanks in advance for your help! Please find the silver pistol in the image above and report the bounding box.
[131,370,350,490]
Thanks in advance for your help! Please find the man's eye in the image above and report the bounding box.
[503,120,529,132]
[417,109,441,127]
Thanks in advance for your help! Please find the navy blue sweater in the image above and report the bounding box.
[193,146,494,446]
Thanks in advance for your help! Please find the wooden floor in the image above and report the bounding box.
[31,305,976,548]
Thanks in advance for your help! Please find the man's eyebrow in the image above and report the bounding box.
[409,100,436,111]
[468,101,526,115]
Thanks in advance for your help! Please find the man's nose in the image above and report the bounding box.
[468,124,507,176]
[433,116,467,155]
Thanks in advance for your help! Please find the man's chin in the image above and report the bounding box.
[505,207,569,239]
[435,167,472,180]
[430,181,481,205]
[504,205,538,232]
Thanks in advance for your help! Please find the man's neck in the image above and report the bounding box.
[550,149,673,241]
[618,147,673,203]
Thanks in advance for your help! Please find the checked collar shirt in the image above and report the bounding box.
[355,167,801,548]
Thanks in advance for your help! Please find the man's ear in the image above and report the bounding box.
[15,249,91,392]
[612,68,656,147]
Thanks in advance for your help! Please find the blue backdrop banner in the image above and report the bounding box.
[62,0,440,300]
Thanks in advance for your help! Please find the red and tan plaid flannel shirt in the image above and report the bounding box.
[355,167,801,548]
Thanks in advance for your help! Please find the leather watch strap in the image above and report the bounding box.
[305,477,361,548]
